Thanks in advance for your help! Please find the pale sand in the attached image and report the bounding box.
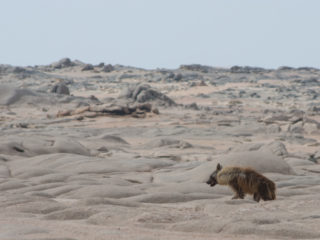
[0,61,320,239]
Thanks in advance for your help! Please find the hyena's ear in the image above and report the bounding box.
[216,163,222,171]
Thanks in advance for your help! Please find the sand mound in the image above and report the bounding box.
[230,141,288,156]
[100,135,129,145]
[44,208,97,220]
[154,149,294,184]
[0,85,97,107]
[0,85,36,105]
[0,137,91,157]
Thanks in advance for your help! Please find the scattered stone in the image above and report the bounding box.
[55,102,155,119]
[12,67,27,74]
[56,110,72,117]
[190,80,207,87]
[100,135,129,145]
[51,58,75,69]
[278,66,294,71]
[120,83,176,106]
[174,73,183,81]
[230,65,266,73]
[185,102,199,110]
[81,64,94,71]
[16,122,29,128]
[89,95,99,101]
[51,83,70,95]
[96,62,105,67]
[102,64,114,72]
[152,108,160,114]
[2,60,320,240]
[97,146,109,152]
[312,151,320,163]
[179,64,212,73]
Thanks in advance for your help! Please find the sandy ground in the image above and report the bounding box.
[0,60,320,240]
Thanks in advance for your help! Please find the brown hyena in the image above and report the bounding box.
[206,163,276,202]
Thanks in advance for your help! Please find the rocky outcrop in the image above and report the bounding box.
[120,84,176,106]
[56,102,157,119]
[51,58,75,69]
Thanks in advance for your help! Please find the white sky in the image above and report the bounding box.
[1,0,320,69]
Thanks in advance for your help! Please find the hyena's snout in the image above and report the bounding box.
[206,177,217,187]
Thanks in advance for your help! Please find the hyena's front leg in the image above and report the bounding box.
[229,178,245,199]
[253,192,261,202]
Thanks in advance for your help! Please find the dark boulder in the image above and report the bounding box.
[81,64,94,71]
[102,64,114,73]
[51,58,75,69]
[120,84,176,106]
[51,83,70,95]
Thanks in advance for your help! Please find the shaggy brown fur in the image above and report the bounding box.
[206,163,276,202]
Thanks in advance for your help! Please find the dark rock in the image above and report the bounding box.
[309,106,320,112]
[250,92,260,98]
[167,72,175,79]
[185,102,199,110]
[298,78,319,86]
[230,66,266,73]
[278,66,294,71]
[297,67,319,71]
[197,93,210,98]
[16,122,29,128]
[88,103,153,117]
[262,114,290,124]
[312,151,320,163]
[230,66,249,73]
[121,84,176,106]
[12,67,27,74]
[101,135,129,145]
[97,62,105,67]
[136,103,152,112]
[102,64,114,73]
[51,83,70,95]
[97,146,109,152]
[89,95,99,102]
[190,80,207,87]
[174,73,183,81]
[137,89,175,106]
[52,58,74,69]
[152,108,160,114]
[81,64,94,71]
[76,116,84,121]
[179,64,212,73]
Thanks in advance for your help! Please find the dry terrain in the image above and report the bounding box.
[0,59,320,239]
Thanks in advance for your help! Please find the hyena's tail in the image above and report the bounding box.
[258,178,276,201]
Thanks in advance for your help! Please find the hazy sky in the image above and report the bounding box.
[1,0,320,69]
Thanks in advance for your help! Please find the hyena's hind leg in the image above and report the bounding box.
[229,178,245,199]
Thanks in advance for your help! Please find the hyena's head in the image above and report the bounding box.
[206,163,223,187]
